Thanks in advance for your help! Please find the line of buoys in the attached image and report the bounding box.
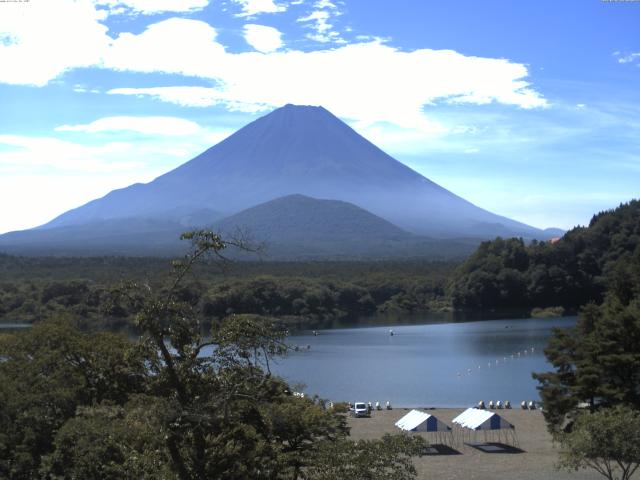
[456,346,537,378]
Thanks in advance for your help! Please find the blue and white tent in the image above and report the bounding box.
[451,408,519,447]
[395,410,453,445]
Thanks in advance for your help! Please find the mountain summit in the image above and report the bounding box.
[0,104,553,256]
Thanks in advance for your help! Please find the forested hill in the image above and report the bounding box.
[449,200,640,310]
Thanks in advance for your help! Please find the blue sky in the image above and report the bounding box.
[0,0,638,234]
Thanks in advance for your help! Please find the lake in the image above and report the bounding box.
[270,316,577,408]
[1,315,576,408]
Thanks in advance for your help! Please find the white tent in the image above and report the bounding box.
[451,408,519,447]
[395,410,453,445]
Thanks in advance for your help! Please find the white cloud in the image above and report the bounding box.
[296,0,344,43]
[0,127,233,233]
[297,8,343,43]
[0,0,110,86]
[298,10,330,25]
[103,18,225,77]
[0,174,151,233]
[314,0,336,8]
[243,24,283,53]
[98,0,210,14]
[107,86,225,107]
[0,135,140,173]
[1,7,547,131]
[617,52,640,64]
[55,116,204,136]
[103,22,547,130]
[231,0,287,16]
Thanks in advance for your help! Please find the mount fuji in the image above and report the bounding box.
[0,104,555,257]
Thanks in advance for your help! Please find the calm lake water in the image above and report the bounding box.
[270,316,577,408]
[1,316,576,408]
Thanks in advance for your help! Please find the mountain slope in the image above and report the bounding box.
[0,208,223,256]
[212,194,476,259]
[39,104,549,240]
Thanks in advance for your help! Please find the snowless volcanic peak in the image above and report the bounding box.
[23,104,547,246]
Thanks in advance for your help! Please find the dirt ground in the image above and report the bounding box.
[347,408,602,480]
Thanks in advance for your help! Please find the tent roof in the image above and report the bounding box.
[395,409,451,432]
[452,408,514,431]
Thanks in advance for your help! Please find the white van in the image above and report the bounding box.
[353,402,369,418]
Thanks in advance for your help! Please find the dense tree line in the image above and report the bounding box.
[0,266,453,330]
[531,204,640,480]
[0,232,427,479]
[533,241,640,430]
[449,200,640,310]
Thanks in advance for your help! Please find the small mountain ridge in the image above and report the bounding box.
[213,194,477,260]
[215,194,409,239]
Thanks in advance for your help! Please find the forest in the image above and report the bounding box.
[1,203,639,479]
[449,200,640,311]
[0,232,428,479]
[0,255,454,331]
[1,200,639,330]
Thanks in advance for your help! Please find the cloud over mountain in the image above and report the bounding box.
[0,2,546,131]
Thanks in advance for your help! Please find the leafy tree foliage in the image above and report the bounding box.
[0,261,453,330]
[533,234,640,432]
[306,434,427,480]
[0,231,427,479]
[0,317,147,478]
[557,406,640,480]
[450,200,640,310]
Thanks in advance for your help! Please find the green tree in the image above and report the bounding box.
[1,231,429,479]
[534,236,640,432]
[41,400,172,480]
[0,317,147,479]
[306,433,427,480]
[557,406,640,480]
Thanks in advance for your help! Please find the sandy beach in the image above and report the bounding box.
[347,408,602,480]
